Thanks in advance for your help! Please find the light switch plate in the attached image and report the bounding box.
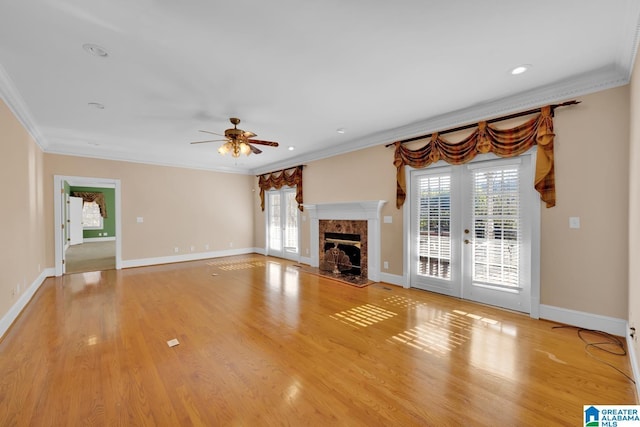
[384,216,392,224]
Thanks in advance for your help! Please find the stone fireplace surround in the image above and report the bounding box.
[303,201,386,282]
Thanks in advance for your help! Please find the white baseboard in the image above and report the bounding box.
[626,326,640,401]
[0,268,54,339]
[83,237,116,242]
[378,272,406,287]
[539,304,627,336]
[253,247,266,256]
[298,256,311,266]
[121,247,259,269]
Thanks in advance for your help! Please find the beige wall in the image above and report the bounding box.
[0,99,47,318]
[43,155,255,265]
[629,47,640,368]
[541,87,629,318]
[258,87,631,319]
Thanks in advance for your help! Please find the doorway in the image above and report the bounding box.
[407,153,540,314]
[265,187,300,261]
[53,175,122,276]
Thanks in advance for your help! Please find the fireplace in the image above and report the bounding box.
[303,201,385,282]
[319,223,366,277]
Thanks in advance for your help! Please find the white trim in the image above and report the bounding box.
[121,247,257,269]
[303,200,386,282]
[299,256,312,266]
[378,272,405,287]
[54,175,122,276]
[82,237,116,243]
[0,268,53,339]
[0,63,48,150]
[626,326,640,400]
[539,304,627,336]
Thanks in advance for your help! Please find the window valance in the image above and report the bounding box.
[258,166,304,211]
[393,105,556,209]
[71,192,107,218]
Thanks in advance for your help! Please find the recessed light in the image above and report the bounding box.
[288,146,295,151]
[336,128,346,134]
[83,43,109,57]
[510,64,531,75]
[88,102,105,109]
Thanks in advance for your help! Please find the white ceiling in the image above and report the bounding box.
[1,0,639,175]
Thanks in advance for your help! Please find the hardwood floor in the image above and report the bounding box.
[0,255,637,426]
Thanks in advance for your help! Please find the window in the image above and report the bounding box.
[82,201,103,229]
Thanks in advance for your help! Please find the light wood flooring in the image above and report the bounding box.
[0,255,637,426]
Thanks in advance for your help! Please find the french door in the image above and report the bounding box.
[409,155,538,313]
[266,187,300,261]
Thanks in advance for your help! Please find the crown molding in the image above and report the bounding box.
[252,65,630,175]
[0,63,49,150]
[44,147,250,175]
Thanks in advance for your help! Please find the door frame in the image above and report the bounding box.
[53,175,122,276]
[264,186,301,262]
[402,151,541,318]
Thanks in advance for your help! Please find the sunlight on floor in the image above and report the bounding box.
[330,304,398,328]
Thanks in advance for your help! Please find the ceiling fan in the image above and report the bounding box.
[190,117,279,158]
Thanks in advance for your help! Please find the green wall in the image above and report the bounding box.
[69,186,116,239]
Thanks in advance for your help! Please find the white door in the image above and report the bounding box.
[266,188,299,260]
[409,155,537,313]
[69,196,84,246]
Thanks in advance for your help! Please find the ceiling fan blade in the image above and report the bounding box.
[190,139,227,144]
[248,144,262,155]
[248,139,279,147]
[243,131,257,138]
[199,130,227,137]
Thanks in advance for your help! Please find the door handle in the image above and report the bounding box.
[464,239,472,244]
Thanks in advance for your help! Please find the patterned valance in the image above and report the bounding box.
[393,105,556,209]
[258,166,304,211]
[71,192,107,218]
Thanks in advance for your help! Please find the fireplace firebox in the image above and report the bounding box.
[320,232,361,276]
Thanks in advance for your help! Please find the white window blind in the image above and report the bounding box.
[471,166,520,288]
[415,174,451,280]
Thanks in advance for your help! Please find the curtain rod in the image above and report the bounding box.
[385,100,580,147]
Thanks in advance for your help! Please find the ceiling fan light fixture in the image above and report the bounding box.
[239,142,251,156]
[218,142,232,155]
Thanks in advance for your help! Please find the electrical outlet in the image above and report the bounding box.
[205,244,210,250]
[229,242,233,248]
[190,245,195,252]
[305,248,309,255]
[174,247,179,253]
[383,261,389,269]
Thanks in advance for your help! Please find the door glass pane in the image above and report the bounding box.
[269,193,282,251]
[416,174,451,280]
[472,167,520,287]
[283,191,298,254]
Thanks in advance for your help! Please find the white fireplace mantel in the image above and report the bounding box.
[303,200,386,282]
